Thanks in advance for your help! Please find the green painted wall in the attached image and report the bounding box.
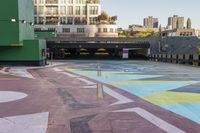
[0,0,34,46]
[0,0,19,46]
[0,0,47,65]
[18,0,34,41]
[0,40,46,61]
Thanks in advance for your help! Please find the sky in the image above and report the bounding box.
[101,0,200,29]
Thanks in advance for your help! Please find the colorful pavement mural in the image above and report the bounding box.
[66,60,200,124]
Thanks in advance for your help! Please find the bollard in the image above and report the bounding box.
[51,52,53,65]
[97,63,103,99]
[97,82,103,99]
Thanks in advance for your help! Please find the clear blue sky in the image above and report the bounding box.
[102,0,200,29]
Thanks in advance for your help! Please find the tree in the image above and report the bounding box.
[187,18,192,29]
[98,11,109,21]
[98,12,117,24]
[133,29,155,38]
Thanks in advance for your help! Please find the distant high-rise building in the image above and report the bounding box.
[177,17,184,29]
[168,15,184,29]
[143,16,158,28]
[187,18,192,29]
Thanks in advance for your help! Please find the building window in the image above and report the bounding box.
[34,17,37,24]
[74,17,81,25]
[67,6,73,15]
[38,17,44,24]
[67,0,73,4]
[48,28,56,31]
[110,28,114,33]
[60,17,66,24]
[46,6,58,15]
[39,0,44,4]
[35,28,42,31]
[67,17,73,24]
[103,28,107,33]
[46,17,59,25]
[77,28,85,33]
[98,28,101,33]
[89,6,98,15]
[76,0,81,4]
[89,17,98,25]
[63,28,70,33]
[60,6,66,15]
[34,6,37,15]
[75,6,81,15]
[82,6,86,15]
[60,0,66,4]
[82,0,86,4]
[46,0,58,4]
[38,6,44,15]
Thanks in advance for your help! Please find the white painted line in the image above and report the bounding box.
[0,67,8,75]
[11,69,35,79]
[77,78,96,85]
[103,86,133,105]
[53,68,62,72]
[83,85,97,88]
[1,67,7,72]
[53,67,79,78]
[0,112,49,133]
[113,107,186,133]
[0,68,35,79]
[0,91,28,103]
[29,62,66,69]
[62,72,79,78]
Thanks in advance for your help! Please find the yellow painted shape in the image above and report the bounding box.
[144,92,200,105]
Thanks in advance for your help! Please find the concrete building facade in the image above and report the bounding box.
[159,29,196,37]
[33,0,118,37]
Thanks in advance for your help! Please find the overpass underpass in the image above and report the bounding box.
[46,37,150,60]
[47,42,150,59]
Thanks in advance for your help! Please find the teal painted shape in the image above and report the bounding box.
[117,81,198,96]
[71,70,162,84]
[91,75,162,84]
[160,104,200,124]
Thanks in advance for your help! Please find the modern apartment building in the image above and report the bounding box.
[167,15,184,30]
[143,16,158,28]
[34,0,117,37]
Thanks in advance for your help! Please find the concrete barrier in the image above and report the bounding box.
[151,53,200,67]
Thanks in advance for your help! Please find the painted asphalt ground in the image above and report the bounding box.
[0,61,199,133]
